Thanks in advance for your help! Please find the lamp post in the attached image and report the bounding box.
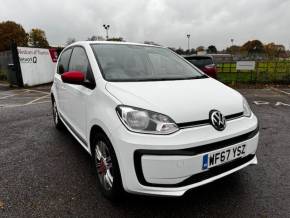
[230,38,234,56]
[103,24,110,40]
[186,34,191,51]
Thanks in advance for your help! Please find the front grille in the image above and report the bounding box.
[177,112,244,129]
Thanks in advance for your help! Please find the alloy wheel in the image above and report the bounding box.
[95,140,114,191]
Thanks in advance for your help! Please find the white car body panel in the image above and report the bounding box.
[141,134,258,185]
[51,41,259,196]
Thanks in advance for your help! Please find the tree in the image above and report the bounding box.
[107,37,124,42]
[189,48,196,55]
[207,45,217,54]
[196,46,205,52]
[168,47,176,52]
[175,47,185,55]
[66,37,76,46]
[28,28,49,48]
[241,40,264,55]
[0,21,28,51]
[87,35,104,41]
[184,48,197,55]
[265,43,285,59]
[226,45,241,55]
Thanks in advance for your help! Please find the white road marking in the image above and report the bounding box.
[270,87,290,96]
[0,84,51,108]
[24,94,50,105]
[0,89,24,94]
[253,101,290,107]
[253,101,270,105]
[0,90,30,100]
[24,89,50,95]
[0,83,50,94]
[275,102,290,107]
[0,100,50,108]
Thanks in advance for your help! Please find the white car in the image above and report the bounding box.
[51,41,259,200]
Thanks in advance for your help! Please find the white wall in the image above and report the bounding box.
[17,47,57,86]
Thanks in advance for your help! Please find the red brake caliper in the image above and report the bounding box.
[97,159,107,175]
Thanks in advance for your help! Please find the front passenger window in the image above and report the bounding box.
[69,47,95,87]
[69,47,89,75]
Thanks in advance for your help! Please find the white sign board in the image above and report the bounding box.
[236,61,256,71]
[18,47,57,86]
[197,51,207,55]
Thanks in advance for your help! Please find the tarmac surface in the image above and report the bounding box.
[0,83,289,217]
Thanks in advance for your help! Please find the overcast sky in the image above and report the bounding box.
[0,0,289,50]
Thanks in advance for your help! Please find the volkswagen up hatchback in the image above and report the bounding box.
[51,41,259,200]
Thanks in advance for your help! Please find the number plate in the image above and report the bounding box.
[202,144,246,170]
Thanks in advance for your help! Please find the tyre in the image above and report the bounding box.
[52,100,64,130]
[92,132,123,201]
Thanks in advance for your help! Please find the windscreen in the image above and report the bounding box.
[91,44,205,81]
[186,57,213,68]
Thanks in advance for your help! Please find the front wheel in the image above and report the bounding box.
[92,132,123,201]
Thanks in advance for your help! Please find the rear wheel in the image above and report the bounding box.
[52,100,64,129]
[92,132,123,201]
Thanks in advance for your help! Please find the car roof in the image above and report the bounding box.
[68,41,163,48]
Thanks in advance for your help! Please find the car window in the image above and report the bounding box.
[91,44,204,81]
[69,47,89,75]
[186,57,213,68]
[148,53,189,76]
[57,48,72,74]
[68,47,95,84]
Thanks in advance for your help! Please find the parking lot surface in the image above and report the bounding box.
[0,83,289,217]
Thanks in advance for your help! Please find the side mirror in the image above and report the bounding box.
[61,71,85,85]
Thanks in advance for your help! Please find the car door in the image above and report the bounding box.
[64,46,95,145]
[54,48,72,115]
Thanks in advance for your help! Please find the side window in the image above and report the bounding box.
[68,47,95,88]
[69,47,88,76]
[57,48,72,74]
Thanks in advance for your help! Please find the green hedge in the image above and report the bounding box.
[217,61,290,84]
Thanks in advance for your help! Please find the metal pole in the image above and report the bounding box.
[186,34,190,51]
[230,38,234,55]
[231,38,234,46]
[103,24,110,40]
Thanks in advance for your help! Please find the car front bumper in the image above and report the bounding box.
[111,114,259,196]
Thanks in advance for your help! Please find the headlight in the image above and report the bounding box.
[116,105,179,134]
[243,98,252,117]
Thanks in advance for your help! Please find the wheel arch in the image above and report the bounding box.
[89,124,115,156]
[51,93,55,102]
[90,125,106,152]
